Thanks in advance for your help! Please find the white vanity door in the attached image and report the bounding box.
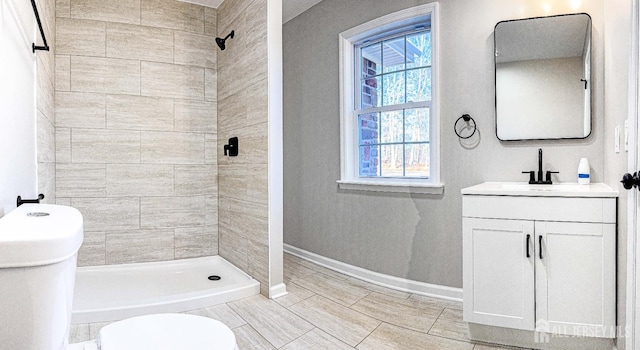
[535,221,616,338]
[463,218,535,330]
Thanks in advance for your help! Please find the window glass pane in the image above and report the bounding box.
[382,37,405,73]
[406,67,431,102]
[382,72,405,106]
[380,144,404,177]
[361,43,382,78]
[405,108,429,142]
[360,76,381,109]
[359,145,379,176]
[380,110,403,143]
[358,113,379,145]
[405,143,430,177]
[407,31,431,69]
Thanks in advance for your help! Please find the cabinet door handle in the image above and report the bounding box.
[526,234,531,258]
[539,235,543,259]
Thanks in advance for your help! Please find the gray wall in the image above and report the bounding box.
[283,0,607,288]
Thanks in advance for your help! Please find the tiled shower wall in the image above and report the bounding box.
[54,0,218,266]
[37,0,56,203]
[217,0,270,296]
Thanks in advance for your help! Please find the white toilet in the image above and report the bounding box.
[0,204,237,350]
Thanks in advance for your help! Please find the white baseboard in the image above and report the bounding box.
[284,244,462,301]
[269,283,288,299]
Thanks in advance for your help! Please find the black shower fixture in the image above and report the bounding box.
[215,30,235,50]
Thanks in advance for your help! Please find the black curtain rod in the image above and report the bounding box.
[30,0,49,52]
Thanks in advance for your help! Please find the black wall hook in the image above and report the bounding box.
[454,114,477,139]
[17,194,45,207]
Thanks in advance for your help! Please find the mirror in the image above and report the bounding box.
[494,13,591,141]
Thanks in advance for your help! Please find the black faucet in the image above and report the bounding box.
[522,148,558,184]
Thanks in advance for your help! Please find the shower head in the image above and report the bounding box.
[215,30,234,50]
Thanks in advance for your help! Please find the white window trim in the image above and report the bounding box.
[337,3,442,195]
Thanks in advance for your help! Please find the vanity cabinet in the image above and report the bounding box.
[462,184,617,338]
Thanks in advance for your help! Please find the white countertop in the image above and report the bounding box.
[461,182,619,198]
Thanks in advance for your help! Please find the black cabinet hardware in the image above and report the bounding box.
[526,234,531,258]
[539,235,543,259]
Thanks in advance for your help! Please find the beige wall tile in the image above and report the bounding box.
[175,226,217,259]
[174,31,216,69]
[55,55,71,91]
[71,0,140,25]
[37,162,56,204]
[218,164,268,205]
[141,131,204,164]
[71,56,140,95]
[228,295,314,348]
[218,122,268,165]
[56,0,71,18]
[106,23,173,63]
[106,164,174,197]
[71,129,141,163]
[57,163,107,197]
[174,100,216,133]
[204,133,217,164]
[248,238,269,295]
[204,8,216,36]
[71,197,140,232]
[219,218,247,270]
[205,195,218,227]
[56,197,72,206]
[141,62,204,100]
[106,95,174,131]
[217,92,246,132]
[56,128,71,163]
[55,92,106,128]
[205,68,216,102]
[140,196,205,228]
[56,18,105,57]
[216,0,245,37]
[106,229,174,264]
[77,231,106,266]
[36,60,55,121]
[141,0,204,33]
[175,165,216,196]
[37,111,55,163]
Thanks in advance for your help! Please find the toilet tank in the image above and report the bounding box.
[0,204,83,350]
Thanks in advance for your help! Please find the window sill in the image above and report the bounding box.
[337,180,444,194]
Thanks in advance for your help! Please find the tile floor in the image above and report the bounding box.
[70,253,525,349]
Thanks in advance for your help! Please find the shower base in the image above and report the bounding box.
[71,256,259,324]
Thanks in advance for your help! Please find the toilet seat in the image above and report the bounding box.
[97,313,237,350]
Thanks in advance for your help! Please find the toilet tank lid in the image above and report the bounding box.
[0,204,83,267]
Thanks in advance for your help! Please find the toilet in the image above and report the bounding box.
[69,313,238,350]
[0,204,237,350]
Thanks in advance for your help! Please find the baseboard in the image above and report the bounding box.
[284,244,462,301]
[269,283,288,299]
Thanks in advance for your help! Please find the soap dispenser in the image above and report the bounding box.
[578,158,590,185]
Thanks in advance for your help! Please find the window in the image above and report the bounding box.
[338,4,442,194]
